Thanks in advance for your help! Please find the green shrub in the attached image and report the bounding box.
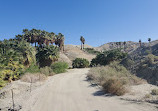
[91,49,127,66]
[40,66,54,76]
[25,64,40,73]
[51,62,68,74]
[72,58,89,68]
[0,61,25,81]
[102,78,126,96]
[0,78,7,89]
[151,89,158,95]
[84,48,101,55]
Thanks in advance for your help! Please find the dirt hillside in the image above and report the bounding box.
[94,40,158,53]
[58,45,96,67]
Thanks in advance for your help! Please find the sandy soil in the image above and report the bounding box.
[0,68,157,111]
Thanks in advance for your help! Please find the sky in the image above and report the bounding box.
[0,0,158,47]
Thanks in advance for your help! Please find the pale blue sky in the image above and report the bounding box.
[0,0,158,46]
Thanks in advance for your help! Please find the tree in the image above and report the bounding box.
[0,39,37,82]
[148,38,151,43]
[148,38,151,47]
[80,36,85,50]
[15,29,57,48]
[116,42,119,49]
[118,42,121,49]
[123,41,126,51]
[49,32,56,45]
[148,38,152,52]
[55,33,64,51]
[139,39,141,47]
[36,45,59,67]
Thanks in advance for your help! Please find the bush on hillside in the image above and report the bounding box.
[72,58,89,68]
[91,49,127,66]
[84,48,101,55]
[51,62,68,74]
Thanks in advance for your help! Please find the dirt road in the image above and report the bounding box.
[22,68,157,111]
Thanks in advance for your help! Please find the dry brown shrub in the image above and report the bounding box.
[87,62,145,96]
[102,78,126,96]
[20,73,47,83]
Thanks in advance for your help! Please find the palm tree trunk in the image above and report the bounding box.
[83,43,84,49]
[63,44,64,51]
[2,47,4,54]
[124,45,125,52]
[81,42,82,50]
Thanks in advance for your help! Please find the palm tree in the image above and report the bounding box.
[148,38,151,46]
[148,38,151,43]
[49,32,56,45]
[148,38,152,52]
[80,36,83,50]
[123,41,126,51]
[36,45,59,67]
[139,39,141,47]
[55,33,64,51]
[80,36,85,50]
[16,29,65,49]
[0,41,4,54]
[116,42,119,49]
[118,42,121,49]
[82,38,85,49]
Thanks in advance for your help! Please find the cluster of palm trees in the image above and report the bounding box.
[0,39,36,66]
[0,39,37,82]
[114,38,152,49]
[16,29,65,51]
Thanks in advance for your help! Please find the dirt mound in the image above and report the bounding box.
[58,52,72,67]
[63,45,96,62]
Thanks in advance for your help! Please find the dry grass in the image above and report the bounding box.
[87,62,145,96]
[20,73,47,83]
